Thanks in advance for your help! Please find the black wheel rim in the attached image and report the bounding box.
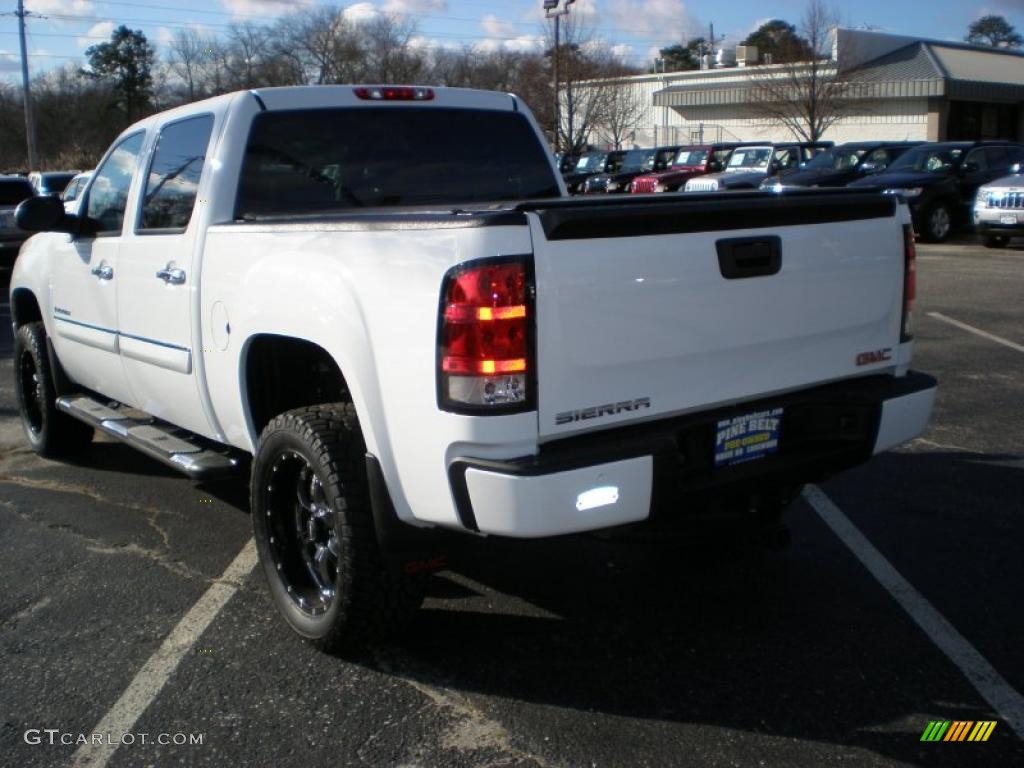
[18,348,44,435]
[264,450,340,615]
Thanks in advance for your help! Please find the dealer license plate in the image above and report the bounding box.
[1000,214,1018,225]
[714,407,783,467]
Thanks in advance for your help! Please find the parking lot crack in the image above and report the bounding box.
[372,649,563,768]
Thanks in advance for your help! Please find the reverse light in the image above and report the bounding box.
[354,86,434,101]
[901,224,916,342]
[438,258,534,412]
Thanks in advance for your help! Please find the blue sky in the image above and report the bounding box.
[2,0,1023,79]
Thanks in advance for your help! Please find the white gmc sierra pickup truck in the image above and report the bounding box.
[9,85,936,649]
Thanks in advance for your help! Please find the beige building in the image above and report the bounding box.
[586,28,1024,148]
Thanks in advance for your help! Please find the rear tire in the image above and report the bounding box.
[919,202,952,243]
[13,321,93,457]
[251,404,424,652]
[982,235,1009,249]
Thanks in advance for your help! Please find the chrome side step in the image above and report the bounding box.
[57,396,244,481]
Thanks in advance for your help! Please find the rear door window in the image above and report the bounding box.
[235,107,560,218]
[139,114,215,232]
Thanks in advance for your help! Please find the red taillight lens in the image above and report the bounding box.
[354,86,434,101]
[902,224,916,341]
[439,259,532,411]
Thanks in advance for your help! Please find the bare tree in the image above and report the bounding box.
[597,70,645,149]
[167,29,205,101]
[747,0,854,142]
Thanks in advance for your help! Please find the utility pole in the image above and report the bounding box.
[544,0,575,155]
[16,0,38,170]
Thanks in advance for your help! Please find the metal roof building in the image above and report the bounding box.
[590,29,1024,147]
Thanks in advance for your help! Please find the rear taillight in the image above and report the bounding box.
[438,257,533,412]
[354,86,434,101]
[901,224,916,341]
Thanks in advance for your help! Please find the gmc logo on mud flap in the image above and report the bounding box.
[556,397,651,426]
[856,348,893,366]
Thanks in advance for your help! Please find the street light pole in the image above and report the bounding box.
[544,0,575,155]
[16,0,38,170]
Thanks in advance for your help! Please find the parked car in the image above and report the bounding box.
[29,171,80,197]
[684,142,832,192]
[973,165,1024,248]
[563,150,627,194]
[629,142,763,193]
[848,141,1024,242]
[10,84,934,650]
[61,171,93,213]
[581,145,680,194]
[761,142,922,190]
[555,152,581,175]
[0,175,35,274]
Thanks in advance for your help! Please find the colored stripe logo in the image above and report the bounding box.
[920,721,996,742]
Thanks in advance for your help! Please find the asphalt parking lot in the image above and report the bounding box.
[1,237,1023,767]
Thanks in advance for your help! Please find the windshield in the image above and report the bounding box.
[40,173,77,193]
[619,149,656,173]
[236,107,560,217]
[0,179,33,205]
[674,148,708,167]
[726,147,772,171]
[574,153,607,172]
[805,147,867,171]
[887,146,965,174]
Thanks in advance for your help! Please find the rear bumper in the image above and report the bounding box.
[450,372,936,538]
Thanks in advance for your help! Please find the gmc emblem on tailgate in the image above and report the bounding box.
[856,348,893,366]
[556,397,651,426]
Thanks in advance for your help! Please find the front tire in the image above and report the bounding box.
[920,202,952,243]
[982,235,1009,249]
[13,321,93,457]
[251,404,423,652]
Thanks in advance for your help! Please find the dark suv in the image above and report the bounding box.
[582,145,681,194]
[562,150,627,194]
[0,176,35,275]
[762,141,922,190]
[848,141,1024,242]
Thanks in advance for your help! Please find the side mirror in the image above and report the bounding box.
[16,195,77,234]
[859,162,878,175]
[1011,163,1022,174]
[960,161,980,174]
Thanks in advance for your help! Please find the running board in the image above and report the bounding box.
[57,396,244,481]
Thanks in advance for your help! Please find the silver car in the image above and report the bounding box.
[974,164,1024,248]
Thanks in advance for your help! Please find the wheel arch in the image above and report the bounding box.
[10,287,43,329]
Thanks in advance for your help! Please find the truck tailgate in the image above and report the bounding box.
[524,192,906,440]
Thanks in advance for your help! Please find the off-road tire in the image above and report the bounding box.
[13,321,93,457]
[251,404,424,652]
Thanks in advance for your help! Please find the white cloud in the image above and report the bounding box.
[478,15,544,53]
[26,0,94,13]
[77,21,114,49]
[382,0,447,13]
[156,27,175,48]
[219,0,314,18]
[604,0,699,42]
[525,0,600,25]
[0,50,22,73]
[611,43,633,60]
[343,3,379,23]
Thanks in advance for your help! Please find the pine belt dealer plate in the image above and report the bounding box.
[714,407,783,467]
[1000,214,1018,225]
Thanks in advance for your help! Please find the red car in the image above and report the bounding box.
[629,142,764,193]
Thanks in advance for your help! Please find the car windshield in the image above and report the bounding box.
[726,147,772,170]
[574,153,607,172]
[887,146,965,174]
[805,147,867,171]
[236,107,560,217]
[619,149,657,172]
[675,148,708,167]
[0,179,33,205]
[40,173,77,193]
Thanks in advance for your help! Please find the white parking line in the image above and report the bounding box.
[71,538,257,768]
[928,311,1024,355]
[803,485,1024,738]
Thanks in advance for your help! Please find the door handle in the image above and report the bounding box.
[156,266,186,285]
[90,264,113,280]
